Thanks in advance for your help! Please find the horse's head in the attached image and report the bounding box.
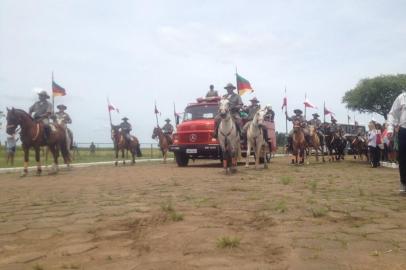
[111,125,120,139]
[152,126,161,139]
[293,120,302,132]
[6,108,19,135]
[254,108,266,127]
[308,125,315,136]
[219,98,230,119]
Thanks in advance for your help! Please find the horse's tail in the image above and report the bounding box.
[136,143,142,157]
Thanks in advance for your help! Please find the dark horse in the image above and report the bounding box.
[152,127,171,163]
[111,125,142,166]
[6,108,70,176]
[323,124,346,162]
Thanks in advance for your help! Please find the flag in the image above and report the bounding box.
[236,73,253,96]
[304,98,317,109]
[324,106,334,115]
[52,80,66,96]
[281,97,287,110]
[154,103,161,115]
[108,102,119,113]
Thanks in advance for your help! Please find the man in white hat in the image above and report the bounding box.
[55,104,72,149]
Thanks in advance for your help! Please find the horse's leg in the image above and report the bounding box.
[35,147,42,175]
[263,143,268,169]
[122,149,125,165]
[131,147,135,164]
[21,146,29,177]
[48,145,58,174]
[246,140,251,168]
[114,146,118,166]
[255,142,260,170]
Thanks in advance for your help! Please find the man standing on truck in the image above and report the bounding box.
[206,84,219,98]
[213,83,243,138]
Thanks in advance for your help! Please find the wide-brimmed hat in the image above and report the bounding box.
[165,118,171,122]
[57,104,67,110]
[293,109,303,114]
[249,97,259,103]
[224,83,236,90]
[312,113,319,118]
[122,117,129,121]
[38,90,50,99]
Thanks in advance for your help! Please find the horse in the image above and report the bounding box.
[348,135,369,161]
[152,126,171,163]
[325,129,346,162]
[6,108,70,176]
[245,108,268,169]
[111,125,142,166]
[307,125,325,162]
[218,99,241,174]
[291,120,306,164]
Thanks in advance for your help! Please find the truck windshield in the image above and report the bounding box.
[183,104,218,121]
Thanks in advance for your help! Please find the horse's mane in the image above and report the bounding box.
[13,108,33,120]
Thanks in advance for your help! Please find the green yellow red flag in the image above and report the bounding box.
[236,73,253,96]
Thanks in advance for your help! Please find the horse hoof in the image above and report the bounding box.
[36,170,42,176]
[20,172,27,177]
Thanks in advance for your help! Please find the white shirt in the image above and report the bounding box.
[387,92,406,133]
[368,130,377,147]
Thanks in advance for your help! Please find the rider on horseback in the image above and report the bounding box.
[242,97,271,146]
[55,104,72,127]
[308,113,324,144]
[55,104,72,149]
[286,109,307,152]
[330,117,343,135]
[29,91,52,140]
[213,83,243,139]
[162,118,174,145]
[119,117,132,144]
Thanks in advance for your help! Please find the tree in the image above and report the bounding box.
[342,74,406,119]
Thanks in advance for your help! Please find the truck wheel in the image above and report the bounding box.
[175,152,189,167]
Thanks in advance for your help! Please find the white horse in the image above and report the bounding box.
[218,99,241,174]
[245,108,269,169]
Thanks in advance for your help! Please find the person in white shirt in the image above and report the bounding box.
[387,91,406,193]
[367,121,379,168]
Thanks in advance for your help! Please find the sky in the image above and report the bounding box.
[1,0,405,145]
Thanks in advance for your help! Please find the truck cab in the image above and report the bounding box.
[169,97,221,166]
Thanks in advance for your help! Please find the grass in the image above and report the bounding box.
[217,236,241,249]
[32,264,44,270]
[309,180,318,194]
[280,175,293,185]
[0,145,173,168]
[160,200,184,222]
[311,207,328,218]
[274,200,288,213]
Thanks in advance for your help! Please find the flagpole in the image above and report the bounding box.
[51,71,55,115]
[235,66,238,95]
[154,101,159,127]
[304,92,307,121]
[285,87,288,135]
[107,98,112,127]
[323,101,326,123]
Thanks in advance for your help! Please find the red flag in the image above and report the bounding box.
[304,98,317,109]
[154,104,161,115]
[324,106,334,115]
[108,102,119,113]
[281,97,287,110]
[52,80,66,96]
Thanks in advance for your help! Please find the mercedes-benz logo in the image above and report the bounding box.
[189,134,197,142]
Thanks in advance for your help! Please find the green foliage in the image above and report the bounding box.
[275,132,287,147]
[342,74,406,119]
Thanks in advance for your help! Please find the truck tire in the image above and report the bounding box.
[175,152,189,167]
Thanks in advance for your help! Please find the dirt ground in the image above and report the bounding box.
[0,157,406,270]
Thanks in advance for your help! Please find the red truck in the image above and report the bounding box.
[169,97,221,166]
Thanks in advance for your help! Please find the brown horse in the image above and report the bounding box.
[292,120,306,164]
[6,108,70,176]
[152,127,171,163]
[307,125,324,162]
[349,135,369,161]
[111,125,142,166]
